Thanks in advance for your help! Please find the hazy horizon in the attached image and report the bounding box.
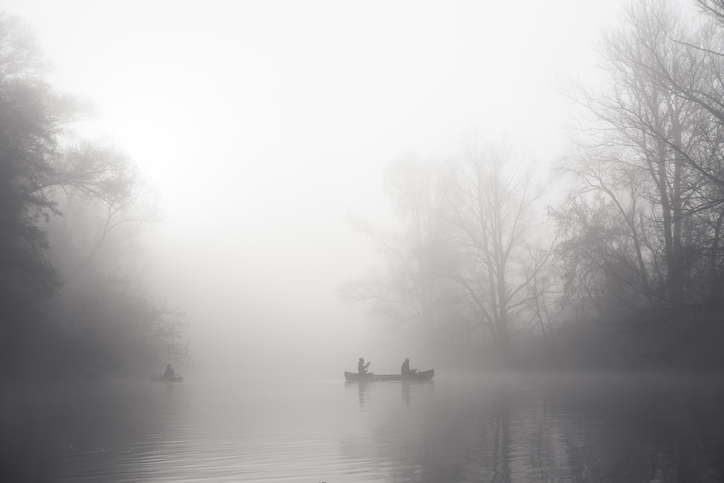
[3,0,630,379]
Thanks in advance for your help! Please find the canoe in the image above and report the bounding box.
[344,369,434,382]
[151,375,184,383]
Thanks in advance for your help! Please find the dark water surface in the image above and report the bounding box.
[2,372,724,482]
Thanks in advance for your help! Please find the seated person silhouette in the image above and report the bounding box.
[358,358,371,375]
[401,358,417,375]
[163,364,175,378]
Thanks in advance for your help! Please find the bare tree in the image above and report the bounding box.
[554,0,724,364]
[559,0,724,302]
[446,137,548,366]
[341,154,457,353]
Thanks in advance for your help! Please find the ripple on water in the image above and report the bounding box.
[4,374,724,481]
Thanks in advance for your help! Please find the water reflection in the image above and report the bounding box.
[344,373,724,482]
[3,374,724,481]
[0,380,176,482]
[347,379,434,409]
[401,381,410,406]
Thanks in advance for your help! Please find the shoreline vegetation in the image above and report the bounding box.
[0,13,187,381]
[344,0,724,375]
[6,0,724,380]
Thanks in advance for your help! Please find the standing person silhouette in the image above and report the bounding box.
[358,358,371,375]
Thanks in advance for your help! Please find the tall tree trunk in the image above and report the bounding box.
[671,106,685,302]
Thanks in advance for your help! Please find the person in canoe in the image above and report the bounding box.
[358,358,371,375]
[163,364,175,378]
[401,358,417,376]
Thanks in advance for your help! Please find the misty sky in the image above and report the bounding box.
[3,0,629,378]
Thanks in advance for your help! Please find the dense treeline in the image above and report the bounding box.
[347,0,724,371]
[0,14,187,379]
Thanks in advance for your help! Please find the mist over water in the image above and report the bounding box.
[4,373,724,482]
[5,0,724,480]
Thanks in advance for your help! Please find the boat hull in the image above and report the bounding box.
[151,375,184,383]
[344,369,434,382]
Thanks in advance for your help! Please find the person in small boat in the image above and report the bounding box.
[358,358,371,375]
[163,364,175,378]
[401,358,417,375]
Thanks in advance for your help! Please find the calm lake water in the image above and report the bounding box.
[2,372,724,482]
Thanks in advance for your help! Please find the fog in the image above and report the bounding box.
[3,0,628,379]
[13,1,724,480]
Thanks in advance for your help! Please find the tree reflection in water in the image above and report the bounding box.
[344,373,724,482]
[4,374,724,481]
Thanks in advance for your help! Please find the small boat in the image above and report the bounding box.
[344,369,434,382]
[151,374,184,383]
